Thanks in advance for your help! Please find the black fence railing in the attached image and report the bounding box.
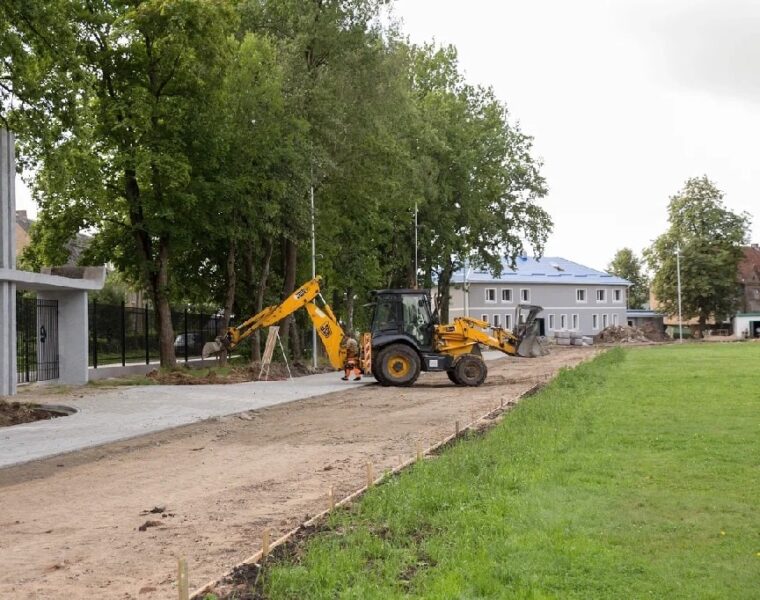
[89,301,223,368]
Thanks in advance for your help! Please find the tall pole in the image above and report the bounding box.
[676,244,683,343]
[463,256,469,318]
[414,202,418,288]
[310,183,317,368]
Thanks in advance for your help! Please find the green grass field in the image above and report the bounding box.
[253,344,760,599]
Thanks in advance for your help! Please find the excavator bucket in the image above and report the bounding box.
[202,340,223,359]
[515,304,547,358]
[516,332,545,357]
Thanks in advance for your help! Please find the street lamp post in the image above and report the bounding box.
[311,183,317,367]
[676,244,683,343]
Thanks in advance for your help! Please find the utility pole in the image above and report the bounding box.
[414,202,418,288]
[310,183,318,367]
[676,244,683,343]
[463,256,469,318]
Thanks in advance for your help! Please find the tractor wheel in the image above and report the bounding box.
[454,355,487,387]
[446,369,463,385]
[376,344,421,387]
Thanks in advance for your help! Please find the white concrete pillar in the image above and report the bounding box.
[37,290,89,386]
[0,129,17,396]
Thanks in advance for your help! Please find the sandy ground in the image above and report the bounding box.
[0,347,593,599]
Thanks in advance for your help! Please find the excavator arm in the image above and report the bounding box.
[435,305,545,359]
[201,276,349,369]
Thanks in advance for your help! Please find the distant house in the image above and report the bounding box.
[627,309,665,331]
[651,244,760,337]
[440,256,631,338]
[734,244,760,338]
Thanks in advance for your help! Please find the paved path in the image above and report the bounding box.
[0,372,369,469]
[1,351,508,470]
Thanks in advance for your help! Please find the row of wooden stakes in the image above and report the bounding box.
[180,396,514,599]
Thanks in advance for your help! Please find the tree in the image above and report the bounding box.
[405,45,551,322]
[3,0,237,367]
[607,248,649,309]
[644,176,750,336]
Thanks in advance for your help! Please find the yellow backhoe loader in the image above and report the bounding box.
[202,276,546,387]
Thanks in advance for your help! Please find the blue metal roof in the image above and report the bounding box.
[452,256,631,286]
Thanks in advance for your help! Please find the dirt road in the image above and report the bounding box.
[0,347,593,599]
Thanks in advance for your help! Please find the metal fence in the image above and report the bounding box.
[16,295,60,383]
[89,301,223,368]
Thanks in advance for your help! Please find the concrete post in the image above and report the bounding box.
[0,129,17,396]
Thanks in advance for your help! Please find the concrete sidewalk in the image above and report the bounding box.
[1,351,510,469]
[0,371,369,469]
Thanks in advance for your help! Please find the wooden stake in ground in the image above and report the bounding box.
[366,462,374,487]
[328,485,335,510]
[455,420,460,437]
[416,442,423,462]
[261,528,270,559]
[177,558,189,600]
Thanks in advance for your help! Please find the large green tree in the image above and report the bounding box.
[407,45,551,322]
[607,248,649,309]
[3,0,237,366]
[645,176,750,336]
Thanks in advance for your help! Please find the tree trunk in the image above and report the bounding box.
[279,237,298,357]
[125,168,175,368]
[437,262,454,324]
[153,238,176,368]
[251,238,274,363]
[345,286,355,333]
[219,239,237,366]
[696,313,707,339]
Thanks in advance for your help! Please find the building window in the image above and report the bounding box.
[481,314,489,324]
[613,289,623,302]
[612,313,619,326]
[520,288,530,302]
[592,314,599,330]
[602,314,608,328]
[560,314,567,329]
[501,288,513,302]
[493,314,501,328]
[572,314,579,330]
[576,289,586,303]
[596,289,606,302]
[548,314,555,330]
[504,314,513,330]
[485,288,496,303]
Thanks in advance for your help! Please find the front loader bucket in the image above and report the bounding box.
[516,333,545,358]
[202,340,223,359]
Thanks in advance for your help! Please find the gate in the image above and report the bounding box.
[16,295,59,383]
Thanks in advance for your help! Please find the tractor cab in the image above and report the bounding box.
[369,289,436,352]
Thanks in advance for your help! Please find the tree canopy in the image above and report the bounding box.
[645,176,750,334]
[2,0,552,363]
[607,248,649,309]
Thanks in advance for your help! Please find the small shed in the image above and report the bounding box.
[734,313,760,339]
[627,309,665,332]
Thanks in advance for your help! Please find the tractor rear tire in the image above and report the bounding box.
[454,355,487,387]
[376,343,421,387]
[446,369,463,385]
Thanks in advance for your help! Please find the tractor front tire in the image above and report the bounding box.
[454,355,488,387]
[376,344,421,387]
[446,369,463,385]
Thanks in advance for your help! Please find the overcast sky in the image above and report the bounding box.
[391,0,760,270]
[15,0,760,272]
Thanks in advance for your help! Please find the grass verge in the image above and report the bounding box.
[216,344,760,599]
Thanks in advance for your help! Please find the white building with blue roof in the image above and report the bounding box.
[445,256,631,337]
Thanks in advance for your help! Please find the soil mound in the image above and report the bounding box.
[146,361,330,385]
[594,324,669,344]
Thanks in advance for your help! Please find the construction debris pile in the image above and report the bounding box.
[594,324,669,344]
